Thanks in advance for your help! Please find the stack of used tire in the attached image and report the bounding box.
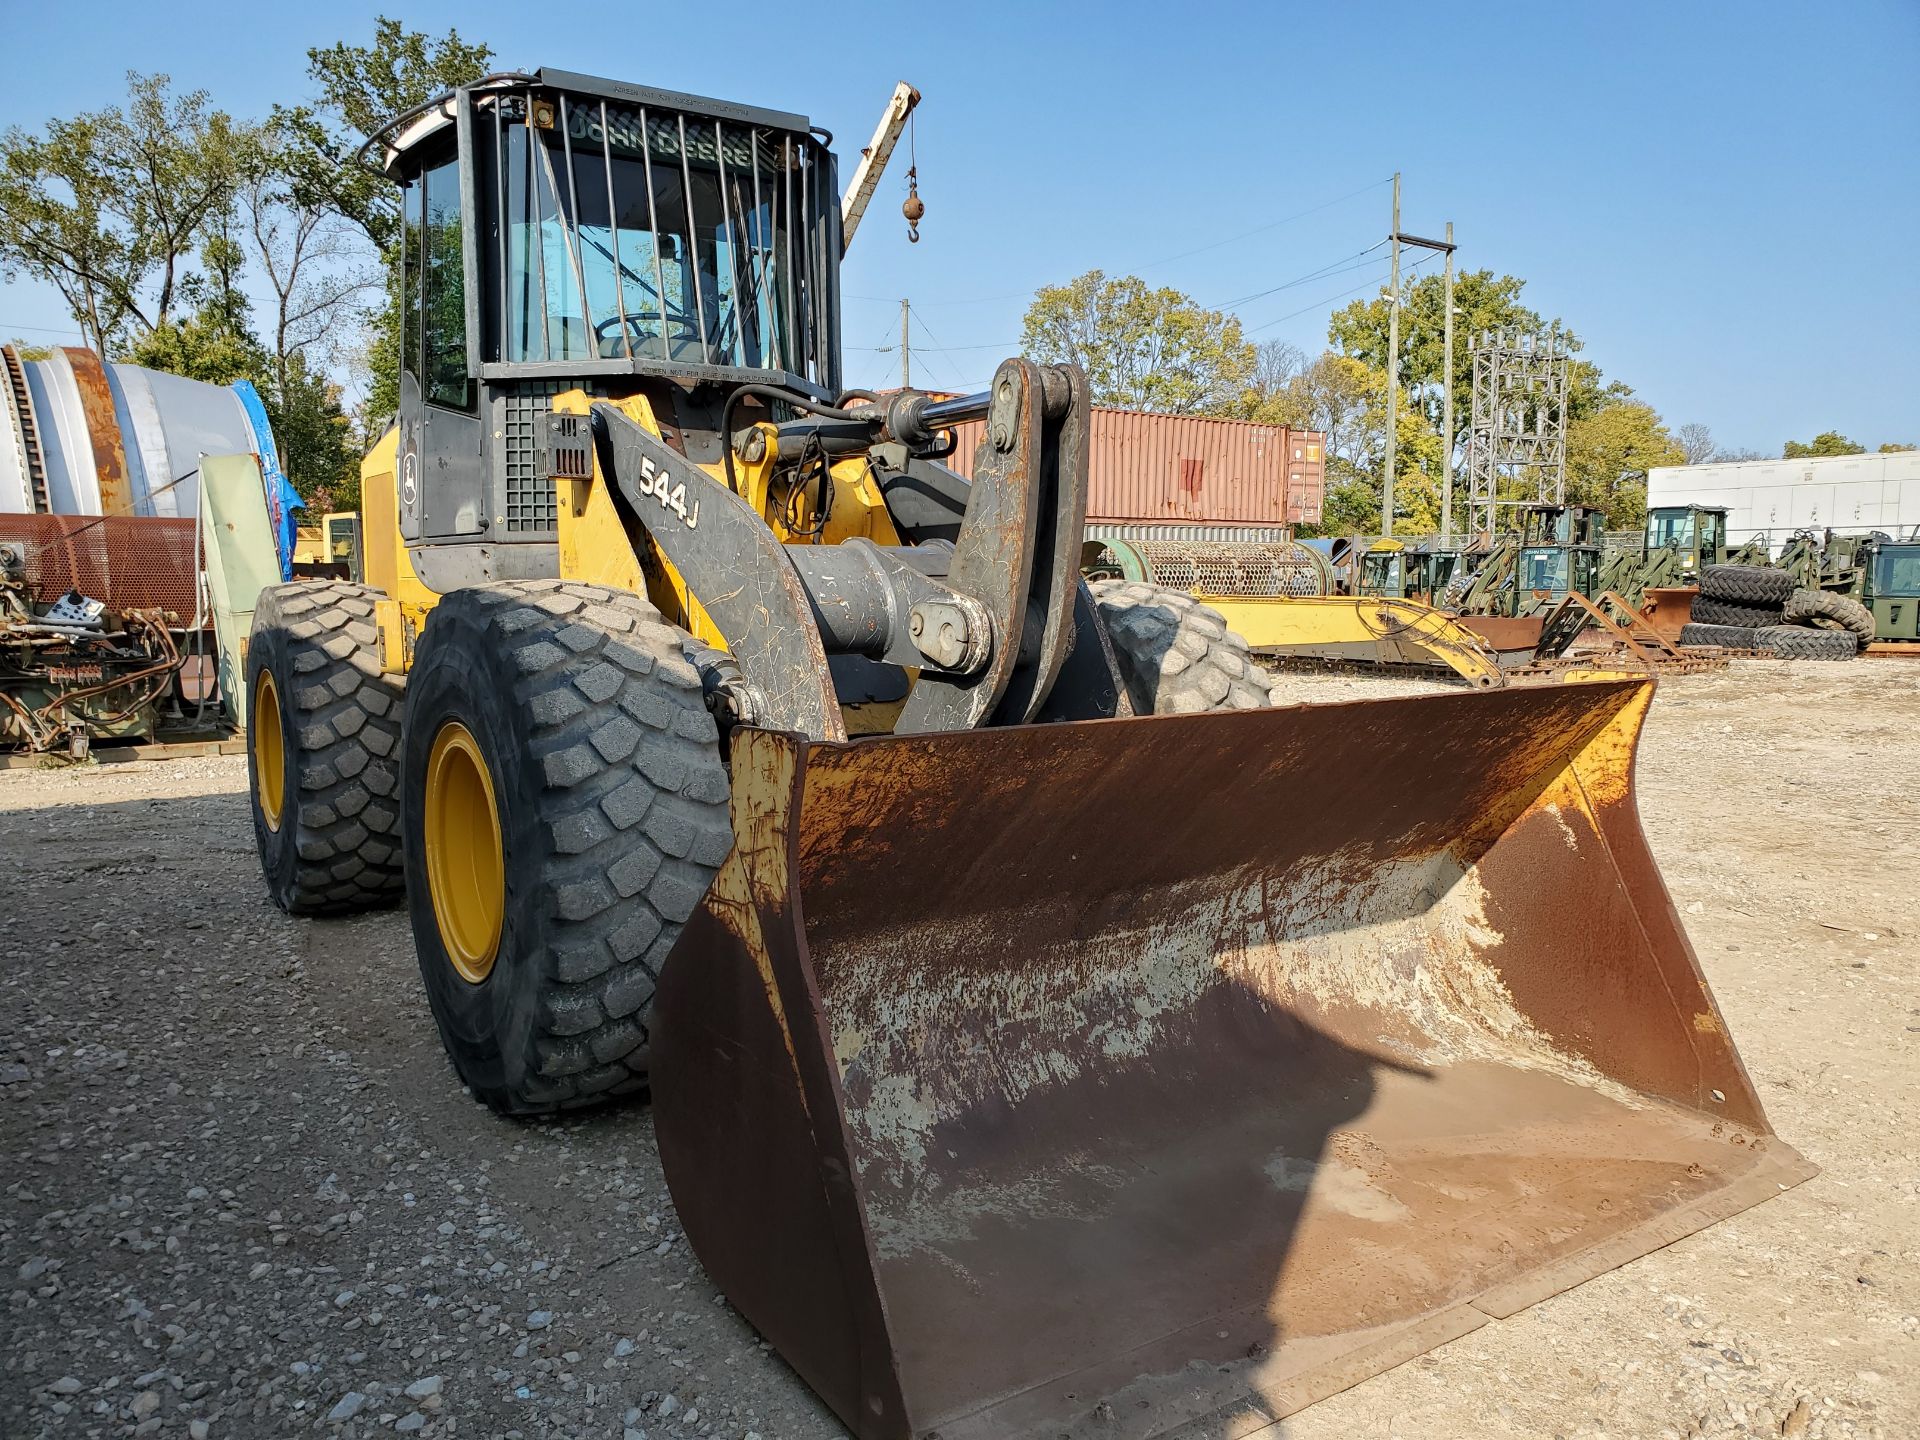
[1678,565,1869,660]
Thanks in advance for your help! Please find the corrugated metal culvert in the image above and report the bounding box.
[1086,521,1295,545]
[0,344,275,520]
[947,407,1324,527]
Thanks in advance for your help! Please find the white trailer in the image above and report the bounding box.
[1648,450,1920,551]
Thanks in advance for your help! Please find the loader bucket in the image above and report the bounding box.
[651,676,1812,1440]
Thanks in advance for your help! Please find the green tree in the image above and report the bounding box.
[123,307,266,384]
[1247,351,1374,450]
[0,73,260,353]
[1247,350,1447,536]
[1566,402,1684,530]
[1319,475,1380,535]
[1877,442,1915,453]
[123,220,269,387]
[1783,431,1865,458]
[4,339,54,361]
[268,354,360,510]
[1022,270,1255,414]
[274,18,492,251]
[1327,269,1627,458]
[275,19,493,425]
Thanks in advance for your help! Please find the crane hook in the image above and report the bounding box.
[903,167,924,243]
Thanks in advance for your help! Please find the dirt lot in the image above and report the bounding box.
[2,658,1915,1440]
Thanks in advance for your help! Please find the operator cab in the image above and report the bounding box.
[1865,537,1920,641]
[1512,503,1603,611]
[1358,539,1406,598]
[371,69,841,589]
[1646,504,1728,576]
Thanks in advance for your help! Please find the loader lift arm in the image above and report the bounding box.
[583,359,1106,739]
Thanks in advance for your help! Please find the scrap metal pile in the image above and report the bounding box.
[0,517,203,755]
[1,342,302,754]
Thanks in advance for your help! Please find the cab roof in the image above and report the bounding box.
[373,67,817,178]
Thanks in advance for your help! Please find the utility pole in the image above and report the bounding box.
[1380,183,1458,541]
[900,298,911,389]
[1441,221,1456,545]
[1382,174,1400,537]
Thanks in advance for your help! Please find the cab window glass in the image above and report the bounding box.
[399,177,421,385]
[422,156,473,410]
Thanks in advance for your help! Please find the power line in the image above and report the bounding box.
[906,307,969,392]
[846,339,1016,353]
[1212,243,1388,310]
[1123,177,1395,274]
[843,239,1391,360]
[1244,249,1442,336]
[844,176,1393,309]
[0,321,86,337]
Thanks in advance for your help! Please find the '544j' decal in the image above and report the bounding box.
[624,449,701,530]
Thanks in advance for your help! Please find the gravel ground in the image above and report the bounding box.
[1,657,1914,1439]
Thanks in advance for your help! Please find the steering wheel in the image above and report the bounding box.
[596,310,703,355]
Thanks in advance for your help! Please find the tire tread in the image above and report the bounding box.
[250,581,405,914]
[1090,579,1273,713]
[406,580,732,1115]
[1701,564,1794,604]
[1753,624,1858,661]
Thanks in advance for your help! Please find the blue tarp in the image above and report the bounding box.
[231,380,303,581]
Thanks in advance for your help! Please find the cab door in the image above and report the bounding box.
[397,147,487,543]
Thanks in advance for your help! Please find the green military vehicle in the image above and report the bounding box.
[1645,504,1729,581]
[1512,503,1604,614]
[1356,537,1463,606]
[1860,534,1920,641]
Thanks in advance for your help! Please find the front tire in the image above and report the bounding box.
[401,581,733,1115]
[246,581,406,915]
[1090,579,1273,713]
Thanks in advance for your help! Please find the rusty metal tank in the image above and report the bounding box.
[0,343,274,520]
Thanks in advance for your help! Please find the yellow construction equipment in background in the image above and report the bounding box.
[237,68,1808,1440]
[1087,535,1509,684]
[289,511,363,579]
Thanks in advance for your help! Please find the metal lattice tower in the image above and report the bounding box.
[1465,329,1570,538]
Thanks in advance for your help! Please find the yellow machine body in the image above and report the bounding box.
[1207,594,1508,686]
[358,392,900,726]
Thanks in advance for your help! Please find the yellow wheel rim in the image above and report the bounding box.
[253,668,285,833]
[425,720,505,984]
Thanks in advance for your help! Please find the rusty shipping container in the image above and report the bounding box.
[946,406,1325,527]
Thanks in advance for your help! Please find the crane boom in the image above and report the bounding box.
[840,81,920,252]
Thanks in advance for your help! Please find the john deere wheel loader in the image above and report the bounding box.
[242,68,1810,1440]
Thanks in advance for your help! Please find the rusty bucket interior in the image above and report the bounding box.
[652,676,1813,1440]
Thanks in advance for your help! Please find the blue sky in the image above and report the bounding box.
[4,0,1915,452]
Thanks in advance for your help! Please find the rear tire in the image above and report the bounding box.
[1090,579,1273,713]
[1689,596,1783,629]
[1754,624,1858,661]
[1678,621,1758,649]
[400,581,733,1115]
[1701,564,1793,604]
[246,581,405,915]
[1783,587,1875,641]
